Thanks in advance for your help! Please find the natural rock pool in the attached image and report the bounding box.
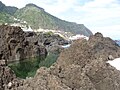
[8,53,59,79]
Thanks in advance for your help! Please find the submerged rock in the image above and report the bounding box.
[12,32,120,90]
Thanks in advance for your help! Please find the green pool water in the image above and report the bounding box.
[8,53,59,79]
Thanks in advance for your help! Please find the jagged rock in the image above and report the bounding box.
[0,25,70,90]
[1,26,120,90]
[0,25,47,63]
[26,32,69,54]
[0,66,23,90]
[0,59,6,66]
[12,33,120,90]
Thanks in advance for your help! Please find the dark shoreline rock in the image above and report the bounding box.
[0,66,24,90]
[14,32,120,90]
[0,25,47,63]
[0,25,69,89]
[1,25,120,90]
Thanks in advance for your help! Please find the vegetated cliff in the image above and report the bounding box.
[0,1,92,37]
[0,1,18,15]
[0,25,47,63]
[10,32,120,90]
[14,3,92,36]
[0,1,18,24]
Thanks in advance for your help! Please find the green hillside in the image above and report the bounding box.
[15,4,92,36]
[0,12,14,24]
[0,1,93,36]
[0,1,17,24]
[0,1,18,15]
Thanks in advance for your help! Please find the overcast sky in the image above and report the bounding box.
[1,0,120,39]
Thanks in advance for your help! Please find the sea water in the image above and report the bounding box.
[8,53,59,79]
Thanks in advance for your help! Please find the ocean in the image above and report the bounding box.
[116,41,120,46]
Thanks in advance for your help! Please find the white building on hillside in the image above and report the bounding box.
[69,34,89,41]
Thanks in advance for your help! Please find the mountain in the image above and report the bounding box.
[0,12,14,24]
[0,1,18,24]
[14,3,92,36]
[115,40,120,46]
[0,1,18,15]
[0,1,93,36]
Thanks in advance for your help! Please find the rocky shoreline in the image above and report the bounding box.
[0,25,69,63]
[14,33,120,90]
[0,25,69,90]
[0,25,120,90]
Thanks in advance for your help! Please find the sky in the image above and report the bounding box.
[1,0,120,39]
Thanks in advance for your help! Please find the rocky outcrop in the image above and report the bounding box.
[0,1,18,15]
[14,32,120,90]
[26,32,69,54]
[0,25,47,63]
[0,65,23,90]
[39,33,69,54]
[0,25,68,90]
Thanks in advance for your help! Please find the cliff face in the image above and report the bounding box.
[0,25,47,63]
[14,33,120,90]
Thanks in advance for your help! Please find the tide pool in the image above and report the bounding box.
[8,53,59,79]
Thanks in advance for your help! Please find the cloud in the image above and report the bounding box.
[1,0,76,14]
[89,25,120,39]
[74,0,120,20]
[81,0,117,8]
[71,0,120,39]
[0,0,27,8]
[38,0,76,15]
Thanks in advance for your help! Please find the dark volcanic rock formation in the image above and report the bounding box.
[26,32,69,54]
[38,33,69,54]
[0,66,15,90]
[0,66,23,90]
[12,32,120,90]
[0,25,68,90]
[0,25,47,63]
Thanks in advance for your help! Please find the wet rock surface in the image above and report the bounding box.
[12,32,120,90]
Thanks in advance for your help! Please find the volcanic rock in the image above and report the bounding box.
[0,65,23,90]
[13,32,120,90]
[0,25,47,63]
[26,32,69,54]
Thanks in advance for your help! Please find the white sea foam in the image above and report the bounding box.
[107,58,120,70]
[61,44,71,48]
